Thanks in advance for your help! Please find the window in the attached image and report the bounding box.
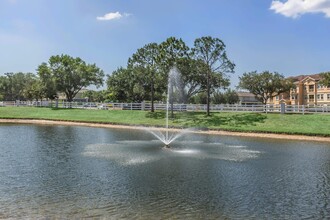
[309,95,314,101]
[275,96,279,101]
[327,94,330,100]
[317,94,324,100]
[309,85,314,92]
[291,96,295,100]
[317,84,324,90]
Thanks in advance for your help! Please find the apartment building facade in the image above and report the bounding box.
[270,74,330,105]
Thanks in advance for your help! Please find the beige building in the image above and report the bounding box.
[237,92,262,105]
[269,74,330,105]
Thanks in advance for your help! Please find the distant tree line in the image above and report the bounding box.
[0,36,239,113]
[1,35,307,113]
[0,55,104,102]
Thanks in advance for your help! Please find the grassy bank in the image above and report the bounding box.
[0,107,329,136]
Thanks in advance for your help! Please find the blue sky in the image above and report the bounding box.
[1,0,330,87]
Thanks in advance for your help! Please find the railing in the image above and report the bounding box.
[1,101,330,114]
[0,101,51,107]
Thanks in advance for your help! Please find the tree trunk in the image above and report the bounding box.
[151,71,154,112]
[66,92,74,108]
[206,70,211,116]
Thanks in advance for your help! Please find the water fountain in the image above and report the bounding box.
[146,67,188,148]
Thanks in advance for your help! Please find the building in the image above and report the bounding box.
[270,73,330,105]
[237,92,262,105]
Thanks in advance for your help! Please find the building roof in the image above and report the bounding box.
[236,92,256,97]
[289,73,322,82]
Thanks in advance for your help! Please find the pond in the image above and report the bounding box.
[0,124,330,219]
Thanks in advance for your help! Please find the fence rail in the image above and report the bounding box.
[1,101,330,114]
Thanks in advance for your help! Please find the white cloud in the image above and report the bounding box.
[270,0,330,18]
[96,12,130,21]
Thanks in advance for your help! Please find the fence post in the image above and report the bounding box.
[280,103,285,114]
[302,105,305,115]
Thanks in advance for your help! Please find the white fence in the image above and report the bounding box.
[1,100,330,114]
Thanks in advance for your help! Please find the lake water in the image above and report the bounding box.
[0,124,330,219]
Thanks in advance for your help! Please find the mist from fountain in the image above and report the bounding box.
[146,67,188,147]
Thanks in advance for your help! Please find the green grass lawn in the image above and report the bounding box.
[0,106,330,136]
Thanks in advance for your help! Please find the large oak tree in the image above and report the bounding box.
[37,54,104,102]
[239,71,293,104]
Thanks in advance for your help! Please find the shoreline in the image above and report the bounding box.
[1,118,330,143]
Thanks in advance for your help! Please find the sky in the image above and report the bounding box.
[1,0,330,88]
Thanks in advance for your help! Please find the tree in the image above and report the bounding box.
[239,71,293,104]
[22,74,46,101]
[82,90,107,102]
[36,63,58,100]
[106,67,132,102]
[82,90,94,102]
[0,75,10,101]
[107,67,148,102]
[0,72,37,101]
[176,58,207,102]
[192,36,235,116]
[158,37,190,71]
[128,43,161,112]
[320,72,330,87]
[212,89,239,104]
[158,37,191,117]
[225,89,239,104]
[190,92,207,104]
[37,54,104,102]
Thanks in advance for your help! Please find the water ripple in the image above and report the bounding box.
[1,125,330,219]
[82,141,262,164]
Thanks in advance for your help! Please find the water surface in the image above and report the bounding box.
[0,124,329,219]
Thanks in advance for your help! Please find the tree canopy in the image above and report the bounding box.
[1,36,237,106]
[320,72,330,87]
[192,36,235,115]
[107,67,144,102]
[106,36,234,112]
[0,72,41,101]
[212,89,239,104]
[37,54,104,102]
[239,71,293,104]
[128,43,163,111]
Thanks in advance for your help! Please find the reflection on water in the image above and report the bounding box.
[83,140,261,165]
[0,124,330,219]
